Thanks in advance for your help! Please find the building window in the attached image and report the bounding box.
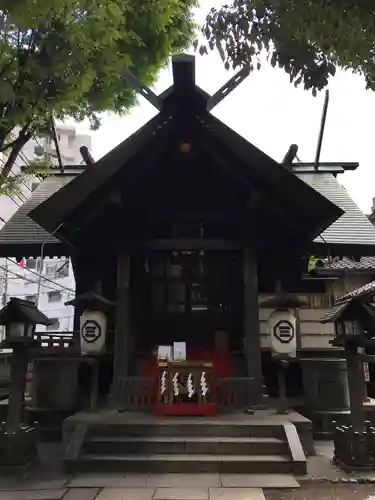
[45,264,56,277]
[56,260,69,278]
[25,295,36,303]
[26,258,42,271]
[26,258,36,269]
[48,291,62,302]
[46,318,60,331]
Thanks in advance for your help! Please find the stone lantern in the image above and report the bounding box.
[0,297,51,466]
[321,298,375,468]
[260,293,307,414]
[65,289,115,410]
[0,297,51,345]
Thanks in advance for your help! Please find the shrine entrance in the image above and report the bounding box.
[132,248,244,354]
[129,247,246,415]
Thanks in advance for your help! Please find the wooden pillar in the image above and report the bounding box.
[243,247,262,406]
[112,249,131,407]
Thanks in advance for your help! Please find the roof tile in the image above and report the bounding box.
[0,175,75,247]
[296,172,375,246]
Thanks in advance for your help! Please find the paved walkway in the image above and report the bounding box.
[265,484,375,500]
[1,477,375,499]
[2,441,375,499]
[0,473,298,499]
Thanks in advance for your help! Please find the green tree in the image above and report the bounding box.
[0,0,196,195]
[203,0,374,94]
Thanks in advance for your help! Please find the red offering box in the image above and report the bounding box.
[153,402,218,416]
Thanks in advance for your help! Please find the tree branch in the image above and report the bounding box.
[0,134,25,153]
[0,126,33,184]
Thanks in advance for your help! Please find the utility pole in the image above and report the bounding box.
[1,260,8,341]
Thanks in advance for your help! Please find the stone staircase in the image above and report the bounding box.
[64,417,307,475]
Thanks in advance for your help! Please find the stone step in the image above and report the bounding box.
[84,435,287,455]
[88,423,284,439]
[73,453,293,474]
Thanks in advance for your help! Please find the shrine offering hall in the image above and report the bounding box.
[2,54,375,474]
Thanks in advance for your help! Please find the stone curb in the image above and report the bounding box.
[298,476,375,484]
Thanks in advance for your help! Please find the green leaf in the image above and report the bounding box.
[0,0,198,195]
[0,82,16,103]
[199,44,208,56]
[203,0,375,94]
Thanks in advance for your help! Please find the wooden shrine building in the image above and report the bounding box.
[1,55,375,425]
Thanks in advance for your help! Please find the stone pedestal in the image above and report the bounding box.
[30,359,79,410]
[301,358,350,438]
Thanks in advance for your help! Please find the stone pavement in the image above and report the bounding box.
[300,441,375,483]
[0,473,298,499]
[3,441,375,499]
[264,483,375,500]
[2,476,375,500]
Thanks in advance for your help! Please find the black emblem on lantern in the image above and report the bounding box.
[81,319,102,343]
[273,320,294,344]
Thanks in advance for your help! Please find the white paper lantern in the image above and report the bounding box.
[269,309,297,358]
[80,310,107,355]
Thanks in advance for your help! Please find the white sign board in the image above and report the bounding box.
[364,362,370,382]
[157,345,172,361]
[80,310,107,354]
[173,342,187,361]
[269,309,297,358]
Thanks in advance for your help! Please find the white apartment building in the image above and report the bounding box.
[0,124,91,225]
[2,257,75,333]
[0,124,91,339]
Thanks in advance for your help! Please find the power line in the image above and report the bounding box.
[33,306,74,312]
[0,264,75,294]
[6,258,75,293]
[8,171,28,203]
[9,168,33,194]
[7,194,21,207]
[1,292,75,300]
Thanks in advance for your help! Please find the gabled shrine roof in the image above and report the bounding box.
[0,174,77,257]
[1,159,374,258]
[0,55,375,257]
[27,56,343,250]
[295,172,375,254]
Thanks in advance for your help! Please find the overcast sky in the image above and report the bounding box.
[72,0,375,214]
